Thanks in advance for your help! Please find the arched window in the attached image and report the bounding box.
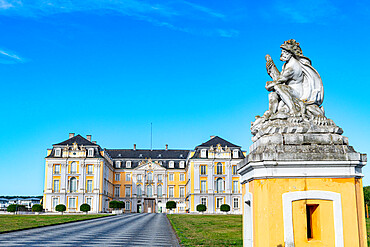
[157,185,162,197]
[137,184,142,197]
[70,177,77,192]
[70,162,77,173]
[147,173,152,182]
[217,162,223,174]
[216,178,224,193]
[147,185,152,197]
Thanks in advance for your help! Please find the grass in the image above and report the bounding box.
[367,218,370,246]
[0,214,111,232]
[167,214,242,246]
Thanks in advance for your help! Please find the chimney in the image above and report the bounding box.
[210,135,215,139]
[69,133,75,138]
[165,144,168,150]
[86,135,92,141]
[133,144,136,151]
[92,141,97,144]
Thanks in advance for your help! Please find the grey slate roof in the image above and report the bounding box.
[53,135,98,146]
[196,136,240,148]
[105,149,190,159]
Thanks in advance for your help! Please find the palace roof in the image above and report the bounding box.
[196,136,240,148]
[53,134,98,146]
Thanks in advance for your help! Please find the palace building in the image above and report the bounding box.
[43,134,245,214]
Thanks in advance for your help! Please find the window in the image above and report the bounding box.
[216,178,224,193]
[147,185,153,197]
[126,174,131,181]
[169,161,174,168]
[54,164,60,174]
[126,161,131,168]
[201,149,207,158]
[137,184,142,197]
[147,173,152,182]
[200,165,206,175]
[55,148,61,157]
[180,173,185,181]
[86,198,92,207]
[216,198,223,209]
[125,201,130,210]
[53,180,59,192]
[88,148,94,157]
[87,180,93,193]
[70,162,77,173]
[157,185,162,197]
[180,187,185,197]
[115,173,120,181]
[232,165,237,175]
[70,177,77,192]
[158,174,163,182]
[114,187,120,197]
[233,198,239,209]
[125,187,131,197]
[69,197,76,209]
[169,173,174,181]
[306,204,319,240]
[87,165,93,174]
[233,149,239,158]
[52,198,59,210]
[116,161,121,168]
[233,181,239,193]
[201,180,206,193]
[216,162,223,175]
[201,197,207,206]
[137,174,142,182]
[179,161,185,168]
[169,187,174,197]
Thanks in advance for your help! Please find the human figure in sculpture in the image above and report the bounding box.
[262,39,325,120]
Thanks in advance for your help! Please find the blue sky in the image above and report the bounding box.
[0,0,369,195]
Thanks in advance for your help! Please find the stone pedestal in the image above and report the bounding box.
[239,119,367,247]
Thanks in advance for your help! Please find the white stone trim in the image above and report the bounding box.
[282,190,344,247]
[243,183,253,247]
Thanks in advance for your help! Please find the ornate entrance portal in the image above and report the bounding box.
[144,198,156,213]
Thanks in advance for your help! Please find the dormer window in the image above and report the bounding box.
[233,149,239,158]
[55,148,61,157]
[169,161,174,168]
[201,149,207,158]
[126,161,131,168]
[179,161,185,168]
[88,148,94,157]
[139,154,143,158]
[158,154,162,158]
[116,161,121,168]
[179,154,183,158]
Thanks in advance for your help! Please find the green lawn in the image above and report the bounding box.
[367,218,370,246]
[0,214,111,232]
[167,214,242,246]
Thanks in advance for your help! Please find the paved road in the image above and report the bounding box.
[0,213,180,247]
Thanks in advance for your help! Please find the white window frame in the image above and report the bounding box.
[125,201,130,210]
[216,197,223,209]
[69,177,77,192]
[54,164,60,174]
[53,180,59,192]
[125,187,131,197]
[179,161,185,168]
[169,186,174,197]
[232,165,237,175]
[200,165,206,175]
[201,149,207,158]
[201,197,207,206]
[169,161,174,168]
[216,162,223,175]
[158,174,163,182]
[126,173,131,181]
[87,165,93,174]
[233,198,239,209]
[169,173,174,181]
[233,181,239,193]
[201,180,206,193]
[137,174,142,182]
[126,161,131,168]
[147,185,153,197]
[55,148,61,157]
[180,187,185,198]
[116,161,121,168]
[115,173,120,181]
[52,197,59,211]
[87,180,93,193]
[157,184,163,197]
[233,149,239,158]
[180,173,185,181]
[114,186,120,197]
[68,197,76,209]
[137,184,142,197]
[88,148,94,157]
[86,198,92,207]
[70,162,77,174]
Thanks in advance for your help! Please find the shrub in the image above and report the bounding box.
[7,204,26,213]
[196,204,206,212]
[32,204,43,212]
[109,200,124,209]
[220,204,230,212]
[55,204,66,214]
[166,201,176,210]
[80,203,91,213]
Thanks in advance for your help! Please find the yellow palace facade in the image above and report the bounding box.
[43,134,245,213]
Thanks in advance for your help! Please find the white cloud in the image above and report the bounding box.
[0,0,238,38]
[0,49,25,64]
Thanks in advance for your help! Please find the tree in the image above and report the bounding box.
[109,200,125,209]
[220,204,230,213]
[80,204,91,214]
[7,204,26,214]
[166,201,176,211]
[364,186,370,206]
[196,204,206,213]
[55,204,66,214]
[32,204,43,213]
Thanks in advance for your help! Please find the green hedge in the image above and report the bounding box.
[7,204,26,213]
[109,201,125,209]
[196,204,207,212]
[220,204,230,212]
[32,204,43,212]
[80,203,91,212]
[166,201,176,210]
[55,204,66,213]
